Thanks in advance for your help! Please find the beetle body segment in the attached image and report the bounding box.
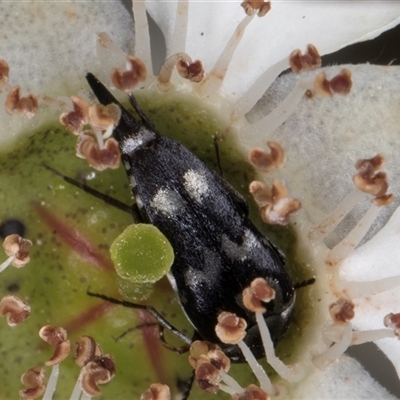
[86,74,295,360]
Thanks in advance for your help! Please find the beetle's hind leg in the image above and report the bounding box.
[42,163,143,223]
[87,289,193,346]
[114,322,191,354]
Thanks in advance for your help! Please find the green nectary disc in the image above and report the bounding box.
[110,223,174,283]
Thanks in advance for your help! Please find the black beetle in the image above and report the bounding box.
[85,73,295,361]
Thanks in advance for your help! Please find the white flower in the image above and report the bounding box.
[1,1,400,399]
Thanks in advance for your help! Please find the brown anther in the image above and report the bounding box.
[39,325,71,365]
[88,103,121,132]
[189,340,221,368]
[355,154,385,171]
[232,384,270,400]
[141,383,171,400]
[75,336,103,367]
[0,59,10,84]
[329,69,352,95]
[207,349,231,372]
[80,355,116,397]
[289,44,321,74]
[3,234,32,268]
[5,86,38,119]
[315,69,352,97]
[372,193,394,207]
[215,312,247,344]
[249,141,284,173]
[240,1,271,17]
[60,96,90,134]
[195,362,221,393]
[0,295,31,326]
[76,133,121,171]
[243,277,276,313]
[176,59,204,83]
[353,155,389,198]
[384,312,400,331]
[20,367,46,400]
[270,178,288,201]
[111,55,147,93]
[329,298,355,324]
[249,181,271,208]
[21,367,45,388]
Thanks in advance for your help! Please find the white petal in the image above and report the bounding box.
[0,1,134,95]
[146,1,400,99]
[292,355,396,399]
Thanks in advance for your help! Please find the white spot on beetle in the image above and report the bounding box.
[121,127,155,154]
[183,169,209,204]
[151,187,182,216]
[221,229,260,261]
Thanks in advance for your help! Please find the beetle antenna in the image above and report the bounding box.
[294,277,316,289]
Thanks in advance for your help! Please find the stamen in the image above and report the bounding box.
[39,326,71,400]
[241,1,271,17]
[351,329,396,345]
[141,383,171,400]
[5,86,38,119]
[176,59,204,83]
[312,323,352,370]
[88,103,121,139]
[314,69,352,97]
[79,354,116,398]
[249,141,284,173]
[309,189,365,243]
[131,1,152,72]
[0,295,31,326]
[203,14,254,97]
[289,44,321,74]
[313,299,355,369]
[242,278,301,382]
[158,53,194,84]
[96,32,133,84]
[195,362,221,394]
[250,78,314,137]
[327,202,381,266]
[0,59,10,84]
[60,96,90,135]
[19,367,46,400]
[111,56,147,93]
[341,275,400,298]
[170,1,189,56]
[76,132,120,171]
[215,312,274,394]
[249,179,301,225]
[1,234,32,272]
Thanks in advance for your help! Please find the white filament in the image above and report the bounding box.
[312,323,352,370]
[341,275,400,298]
[251,79,314,138]
[220,370,243,393]
[237,340,274,394]
[42,364,59,400]
[327,203,381,265]
[170,0,189,56]
[351,329,395,345]
[131,1,152,75]
[255,312,302,382]
[203,14,254,97]
[310,189,365,243]
[0,255,14,273]
[235,57,289,116]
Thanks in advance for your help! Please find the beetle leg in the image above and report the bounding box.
[87,289,193,345]
[42,163,142,222]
